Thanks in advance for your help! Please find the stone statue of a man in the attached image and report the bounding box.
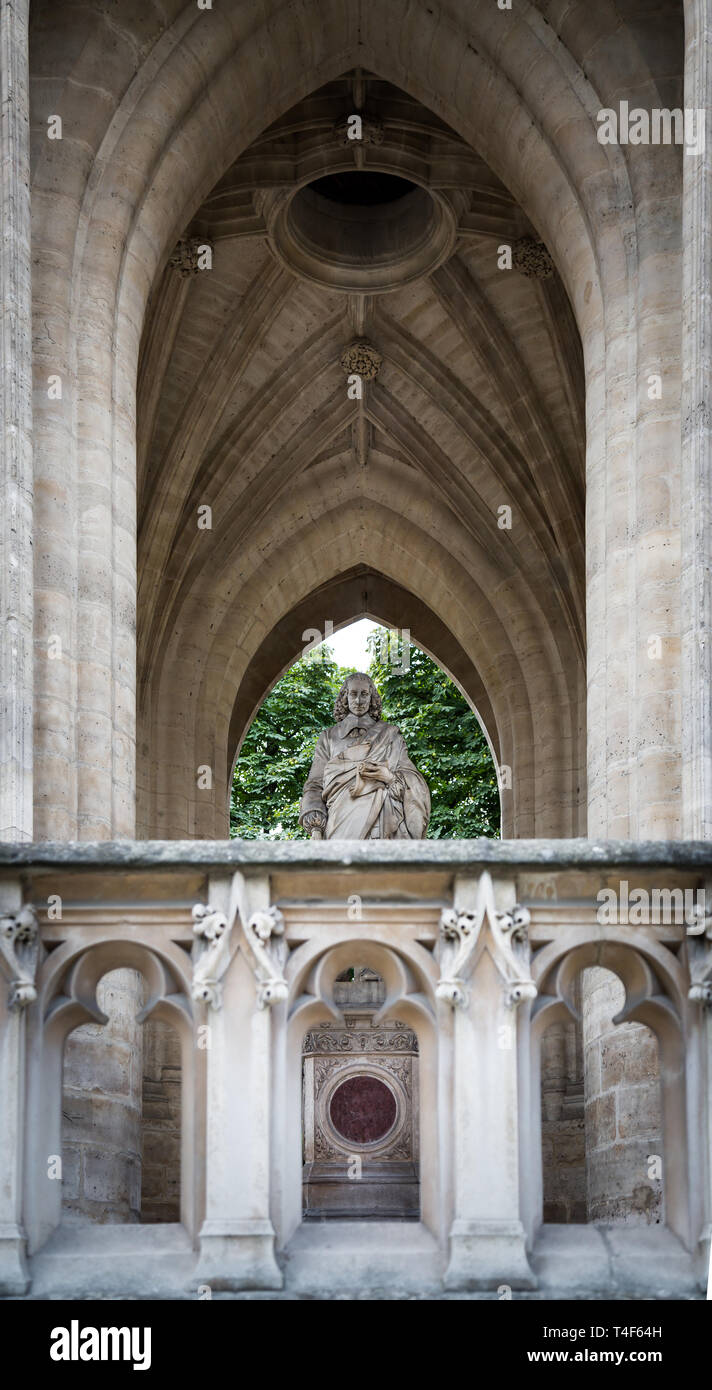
[299,672,430,840]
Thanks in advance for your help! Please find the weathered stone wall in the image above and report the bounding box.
[140,1019,182,1223]
[0,0,32,842]
[61,970,144,1223]
[583,968,663,1225]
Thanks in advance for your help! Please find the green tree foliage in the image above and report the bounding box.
[230,629,500,839]
[366,629,500,839]
[230,651,345,839]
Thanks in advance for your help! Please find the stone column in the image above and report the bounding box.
[582,968,663,1225]
[0,0,32,841]
[194,874,282,1291]
[140,1017,182,1223]
[540,1013,586,1223]
[61,971,144,1223]
[688,922,712,1284]
[681,0,712,836]
[440,874,536,1290]
[0,882,32,1291]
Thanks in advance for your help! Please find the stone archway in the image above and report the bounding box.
[138,474,585,839]
[28,0,685,843]
[225,568,500,778]
[130,59,592,842]
[528,931,691,1248]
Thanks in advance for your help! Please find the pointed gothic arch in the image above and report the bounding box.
[29,0,685,840]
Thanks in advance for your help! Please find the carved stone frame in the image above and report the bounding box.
[314,1059,410,1158]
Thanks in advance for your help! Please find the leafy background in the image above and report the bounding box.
[229,627,500,839]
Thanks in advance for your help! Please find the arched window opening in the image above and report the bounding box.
[583,967,663,1226]
[61,969,182,1226]
[540,967,664,1226]
[231,622,500,840]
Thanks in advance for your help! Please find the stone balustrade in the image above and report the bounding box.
[0,839,709,1299]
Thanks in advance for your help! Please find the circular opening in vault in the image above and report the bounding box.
[308,172,415,205]
[329,1075,397,1144]
[267,171,458,293]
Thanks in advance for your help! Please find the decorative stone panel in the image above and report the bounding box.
[303,1019,419,1218]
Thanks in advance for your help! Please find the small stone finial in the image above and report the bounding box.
[191,903,233,1010]
[333,113,384,146]
[168,236,214,278]
[688,922,712,1007]
[436,874,536,1010]
[244,906,289,1009]
[512,236,555,279]
[339,340,382,381]
[0,905,40,1010]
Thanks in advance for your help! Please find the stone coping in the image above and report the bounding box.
[0,838,710,872]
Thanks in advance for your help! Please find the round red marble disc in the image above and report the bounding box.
[329,1075,397,1144]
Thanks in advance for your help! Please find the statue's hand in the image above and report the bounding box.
[360,760,394,786]
[303,810,326,830]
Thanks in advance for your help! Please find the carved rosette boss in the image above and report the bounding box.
[339,340,382,381]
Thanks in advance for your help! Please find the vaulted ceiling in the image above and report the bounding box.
[135,72,586,839]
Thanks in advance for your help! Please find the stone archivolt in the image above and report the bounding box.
[22,0,698,865]
[130,70,586,843]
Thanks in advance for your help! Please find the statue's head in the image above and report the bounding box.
[333,672,382,723]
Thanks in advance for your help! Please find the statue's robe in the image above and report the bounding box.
[299,713,430,840]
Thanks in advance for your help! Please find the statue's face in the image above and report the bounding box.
[347,677,372,717]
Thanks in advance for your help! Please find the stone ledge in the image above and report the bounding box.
[19,1220,702,1300]
[1,838,711,872]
